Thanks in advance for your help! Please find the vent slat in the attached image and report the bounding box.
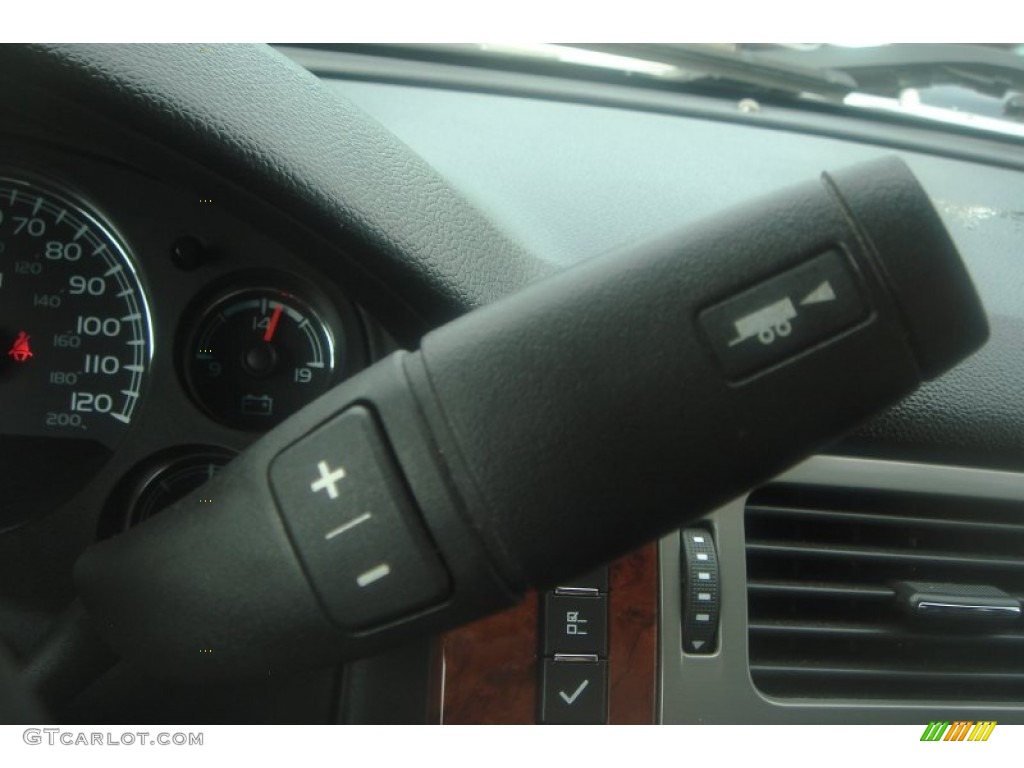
[749,621,1024,644]
[747,503,1024,536]
[745,484,1024,703]
[750,664,1024,683]
[747,581,894,599]
[746,541,1024,571]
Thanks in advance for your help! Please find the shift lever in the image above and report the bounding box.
[74,157,988,677]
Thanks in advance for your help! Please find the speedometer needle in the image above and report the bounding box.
[264,305,284,342]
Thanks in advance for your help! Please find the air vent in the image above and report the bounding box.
[745,484,1024,702]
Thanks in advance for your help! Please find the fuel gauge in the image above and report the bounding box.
[184,287,338,430]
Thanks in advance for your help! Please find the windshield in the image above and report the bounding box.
[721,43,1024,133]
[354,43,1024,140]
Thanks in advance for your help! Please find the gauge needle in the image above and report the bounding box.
[264,305,284,342]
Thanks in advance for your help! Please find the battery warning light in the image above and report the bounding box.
[7,331,33,362]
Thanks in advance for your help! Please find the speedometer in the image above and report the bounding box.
[0,176,152,530]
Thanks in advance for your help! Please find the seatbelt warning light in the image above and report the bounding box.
[7,331,33,362]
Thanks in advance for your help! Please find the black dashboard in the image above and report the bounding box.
[2,43,1024,725]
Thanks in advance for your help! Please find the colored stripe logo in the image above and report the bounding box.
[920,721,997,741]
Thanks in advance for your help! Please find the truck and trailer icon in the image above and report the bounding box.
[728,297,797,347]
[726,280,836,347]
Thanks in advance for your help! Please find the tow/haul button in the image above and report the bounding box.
[699,249,869,380]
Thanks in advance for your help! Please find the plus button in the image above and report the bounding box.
[310,460,346,500]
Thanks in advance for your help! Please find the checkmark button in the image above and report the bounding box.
[541,659,607,724]
[559,678,590,705]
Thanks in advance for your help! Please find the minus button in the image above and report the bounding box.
[356,563,391,588]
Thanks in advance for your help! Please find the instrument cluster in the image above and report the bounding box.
[0,165,369,535]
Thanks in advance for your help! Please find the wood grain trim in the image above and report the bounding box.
[436,543,659,724]
[607,543,658,724]
[434,593,539,724]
